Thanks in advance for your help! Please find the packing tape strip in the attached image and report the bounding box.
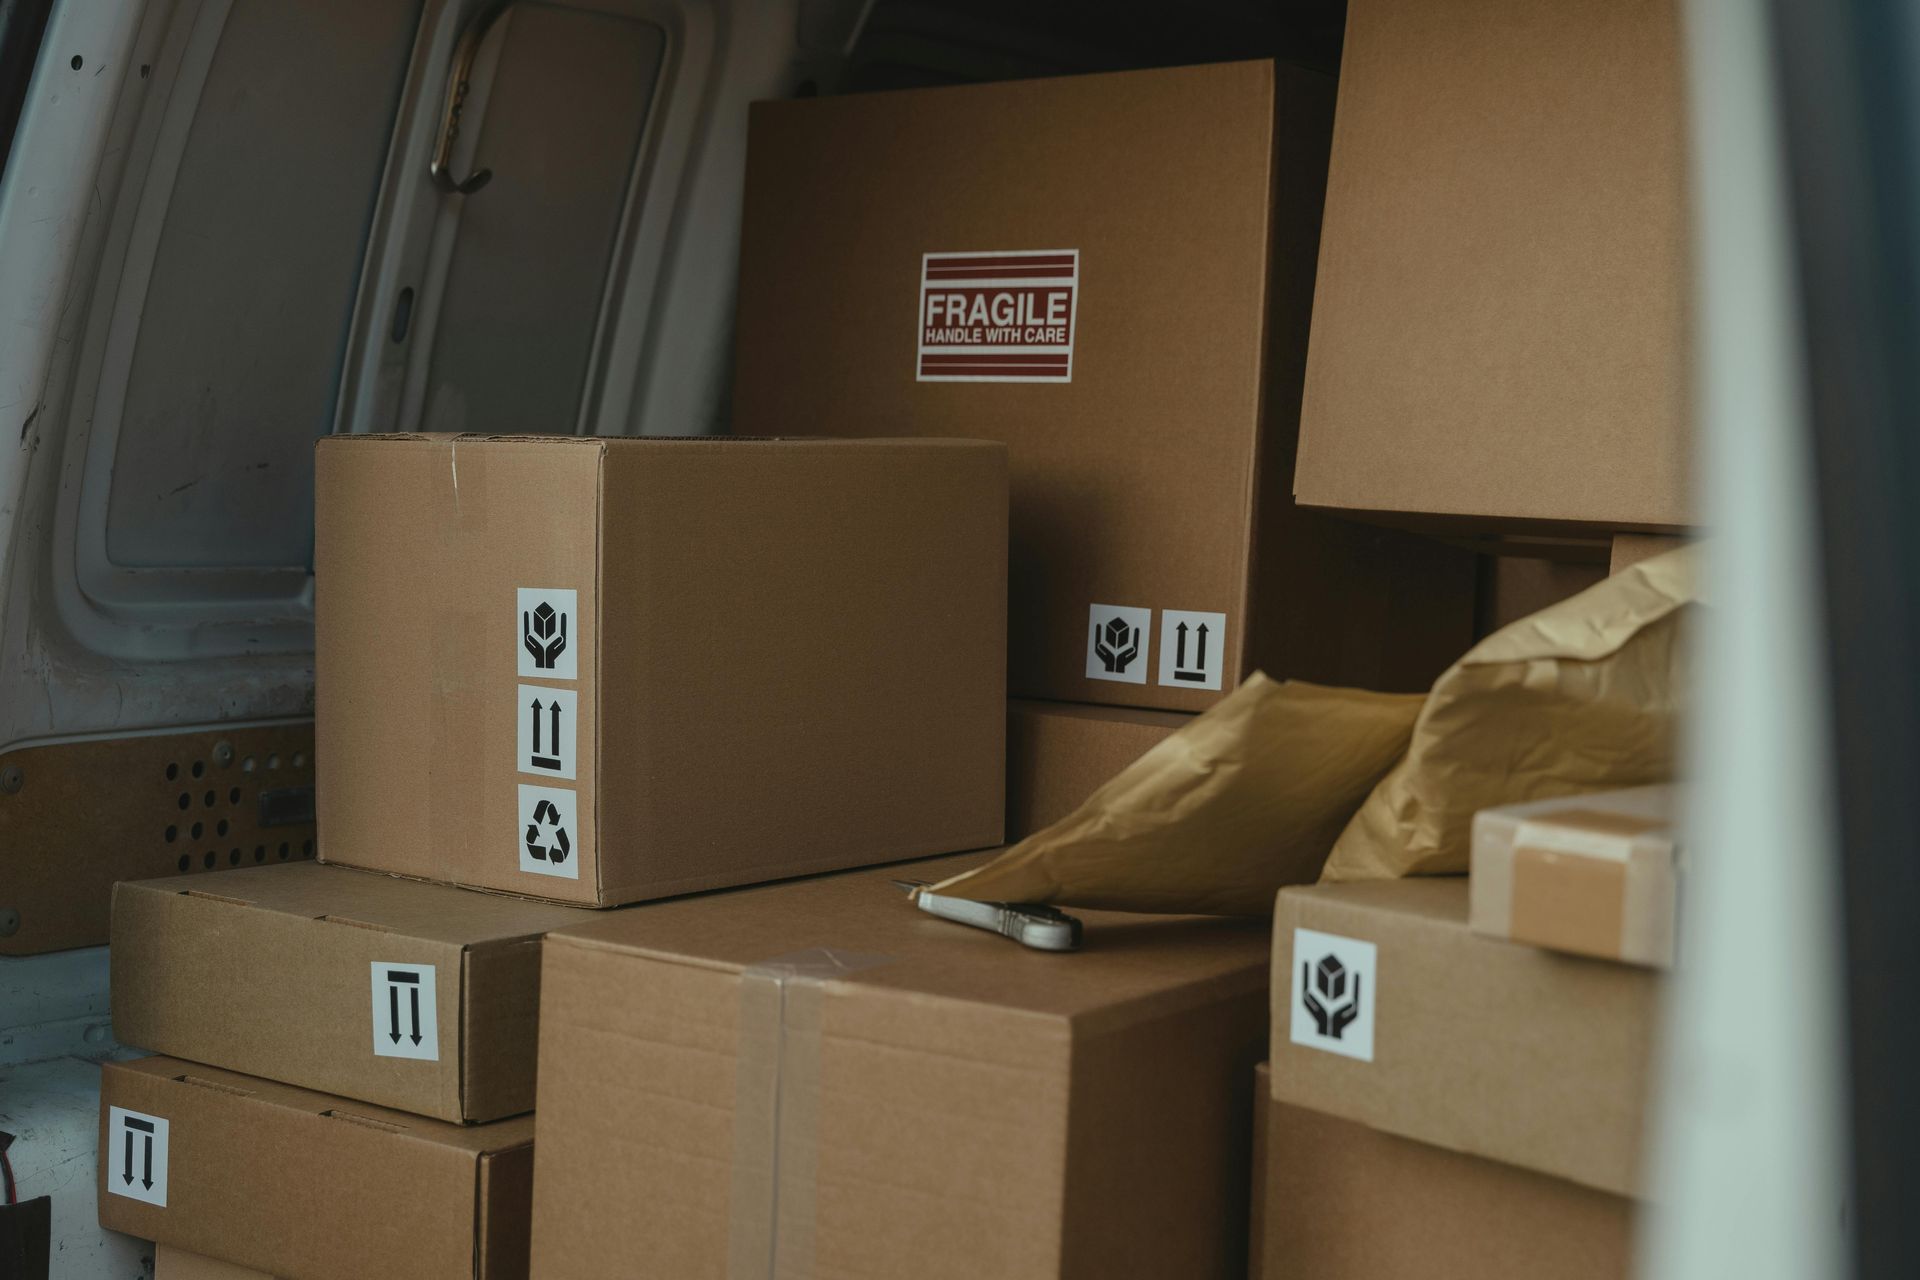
[728,948,891,1280]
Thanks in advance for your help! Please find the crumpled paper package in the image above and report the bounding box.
[1320,544,1697,881]
[925,674,1424,915]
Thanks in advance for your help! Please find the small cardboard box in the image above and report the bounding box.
[733,60,1476,713]
[315,434,1007,906]
[1006,699,1190,840]
[1295,0,1692,532]
[1271,879,1658,1196]
[155,1245,276,1280]
[98,1058,534,1279]
[112,863,593,1122]
[1471,785,1680,968]
[1250,1064,1632,1280]
[531,851,1271,1279]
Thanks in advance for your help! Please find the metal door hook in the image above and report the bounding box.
[430,1,513,195]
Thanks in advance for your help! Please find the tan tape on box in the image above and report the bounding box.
[728,949,890,1280]
[1508,810,1664,961]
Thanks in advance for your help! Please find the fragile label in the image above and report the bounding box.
[371,962,440,1061]
[1085,603,1151,685]
[518,685,578,780]
[918,249,1078,382]
[519,783,580,879]
[1289,928,1377,1062]
[107,1106,170,1206]
[517,587,578,680]
[1156,610,1226,690]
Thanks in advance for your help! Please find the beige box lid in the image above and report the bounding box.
[532,851,1271,1278]
[111,862,591,1122]
[1295,0,1692,530]
[99,1057,535,1279]
[1271,879,1658,1197]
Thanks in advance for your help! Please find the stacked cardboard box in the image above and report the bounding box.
[99,436,1013,1275]
[733,56,1479,843]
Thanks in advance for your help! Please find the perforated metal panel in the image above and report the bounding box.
[0,722,318,955]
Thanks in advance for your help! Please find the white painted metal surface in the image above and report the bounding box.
[1640,2,1851,1277]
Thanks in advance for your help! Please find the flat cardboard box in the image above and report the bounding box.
[98,1058,534,1280]
[1271,879,1657,1196]
[315,434,1007,906]
[112,863,593,1122]
[1471,785,1680,968]
[1006,699,1190,840]
[531,851,1271,1279]
[1250,1064,1632,1280]
[733,60,1476,713]
[156,1245,276,1280]
[1295,0,1692,531]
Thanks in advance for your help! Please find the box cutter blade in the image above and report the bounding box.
[893,880,1083,952]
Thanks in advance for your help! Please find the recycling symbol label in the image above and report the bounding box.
[519,783,579,879]
[517,587,578,680]
[1288,927,1377,1062]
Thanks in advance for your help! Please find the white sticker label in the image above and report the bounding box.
[371,962,440,1060]
[918,249,1078,382]
[1085,604,1151,684]
[107,1106,169,1206]
[518,783,580,879]
[1156,610,1227,690]
[1289,928,1377,1062]
[517,587,578,680]
[517,685,578,780]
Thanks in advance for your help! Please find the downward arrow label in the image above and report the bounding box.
[372,963,439,1061]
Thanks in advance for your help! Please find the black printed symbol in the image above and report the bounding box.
[1092,615,1140,674]
[523,601,567,670]
[1172,620,1211,682]
[525,798,571,864]
[385,969,424,1046]
[528,697,564,771]
[1301,953,1362,1040]
[121,1115,156,1190]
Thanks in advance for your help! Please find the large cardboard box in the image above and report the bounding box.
[112,863,592,1122]
[155,1245,275,1279]
[315,434,1007,906]
[733,61,1476,713]
[1270,879,1657,1197]
[1249,1064,1632,1280]
[1471,785,1680,968]
[1295,0,1691,532]
[531,851,1270,1279]
[1006,699,1190,840]
[98,1058,534,1279]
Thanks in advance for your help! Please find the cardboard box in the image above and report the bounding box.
[1611,533,1690,574]
[1471,785,1679,968]
[1295,0,1692,531]
[1271,878,1657,1196]
[531,851,1270,1279]
[1006,699,1190,839]
[112,863,593,1122]
[315,434,1007,906]
[98,1058,534,1279]
[1249,1064,1632,1280]
[1479,555,1609,635]
[156,1245,276,1280]
[732,61,1476,713]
